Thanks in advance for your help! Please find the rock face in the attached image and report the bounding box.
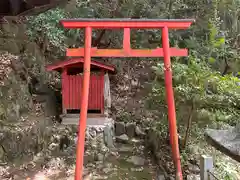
[0,115,83,164]
[0,52,31,122]
[0,118,51,162]
[33,83,61,122]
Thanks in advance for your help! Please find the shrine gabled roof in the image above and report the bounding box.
[46,58,115,72]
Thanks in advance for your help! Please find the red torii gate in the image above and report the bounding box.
[60,18,194,180]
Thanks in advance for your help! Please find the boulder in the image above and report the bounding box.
[205,125,240,163]
[187,175,200,180]
[135,126,146,138]
[95,153,104,162]
[115,122,125,136]
[126,123,136,139]
[116,134,129,144]
[103,125,114,148]
[127,156,145,166]
[188,164,200,174]
[117,146,132,153]
[156,174,166,180]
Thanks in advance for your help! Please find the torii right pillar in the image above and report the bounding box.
[162,25,181,179]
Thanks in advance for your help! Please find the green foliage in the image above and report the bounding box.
[148,58,240,178]
[150,58,240,124]
[26,8,67,52]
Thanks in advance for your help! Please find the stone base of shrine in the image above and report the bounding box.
[60,114,115,148]
[61,114,110,126]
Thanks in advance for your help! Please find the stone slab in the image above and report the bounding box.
[205,126,240,163]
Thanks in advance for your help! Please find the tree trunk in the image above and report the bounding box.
[183,101,194,149]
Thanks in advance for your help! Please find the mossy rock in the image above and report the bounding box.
[1,21,19,35]
[0,145,5,160]
[1,40,20,54]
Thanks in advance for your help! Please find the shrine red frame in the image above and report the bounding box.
[60,18,194,180]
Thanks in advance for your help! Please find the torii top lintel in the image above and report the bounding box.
[61,18,195,58]
[60,18,195,29]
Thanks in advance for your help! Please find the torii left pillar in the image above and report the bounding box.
[75,26,92,180]
[60,18,194,180]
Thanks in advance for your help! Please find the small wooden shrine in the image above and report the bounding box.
[46,58,114,119]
